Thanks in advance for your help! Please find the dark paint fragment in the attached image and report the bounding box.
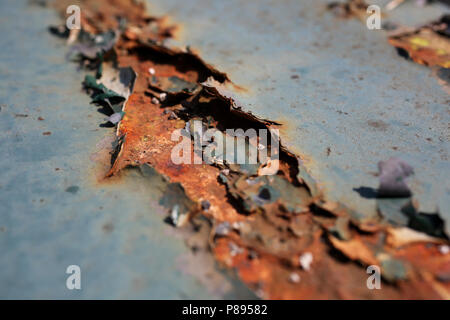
[378,157,413,198]
[69,29,118,60]
[65,186,80,194]
[378,198,448,239]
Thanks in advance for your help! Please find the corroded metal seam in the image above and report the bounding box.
[48,0,450,299]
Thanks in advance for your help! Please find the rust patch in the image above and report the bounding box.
[328,1,450,70]
[49,0,450,299]
[327,0,370,21]
[388,16,450,69]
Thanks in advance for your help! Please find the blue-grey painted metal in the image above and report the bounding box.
[1,0,449,299]
[149,0,450,231]
[0,0,253,299]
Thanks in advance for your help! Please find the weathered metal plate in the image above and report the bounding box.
[0,0,254,299]
[1,0,449,299]
[148,0,449,230]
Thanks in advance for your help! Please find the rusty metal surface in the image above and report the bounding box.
[148,0,450,230]
[1,0,449,300]
[39,0,448,299]
[0,0,254,299]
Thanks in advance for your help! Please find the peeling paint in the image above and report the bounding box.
[47,0,450,299]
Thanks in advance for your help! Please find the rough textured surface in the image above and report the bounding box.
[148,0,450,227]
[0,0,253,299]
[1,0,449,299]
[40,0,450,299]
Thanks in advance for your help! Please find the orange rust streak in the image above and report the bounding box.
[110,93,244,223]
